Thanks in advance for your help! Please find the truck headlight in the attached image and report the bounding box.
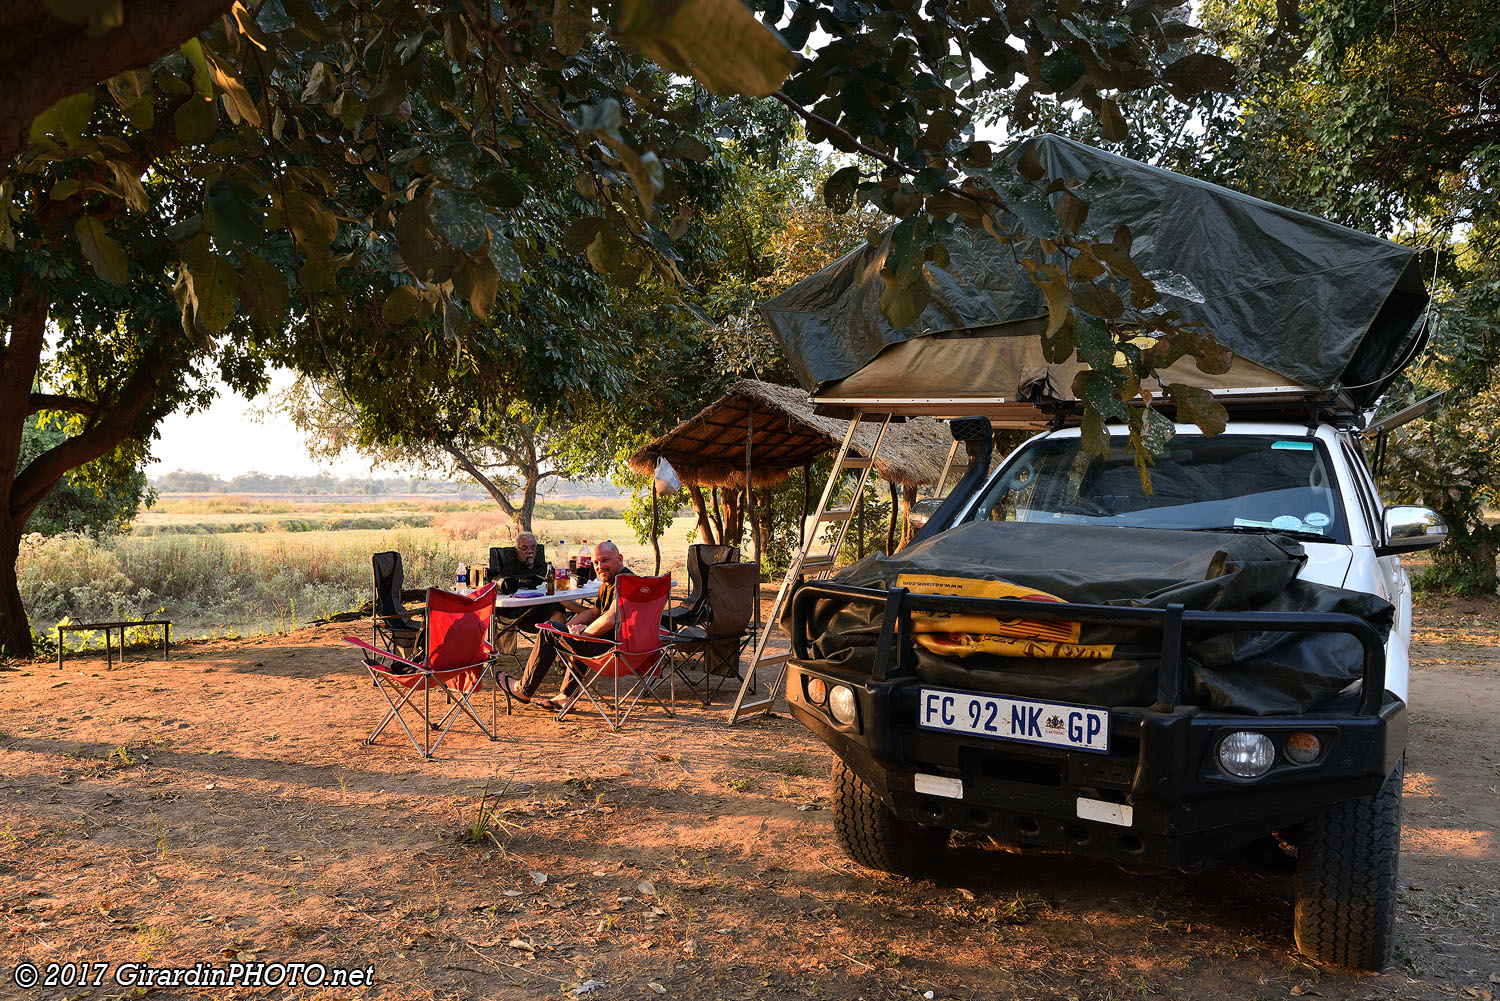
[1217,731,1274,778]
[828,685,857,725]
[805,677,827,705]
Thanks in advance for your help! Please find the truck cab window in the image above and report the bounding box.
[969,434,1352,545]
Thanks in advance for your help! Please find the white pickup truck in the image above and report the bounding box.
[783,413,1447,971]
[758,134,1445,972]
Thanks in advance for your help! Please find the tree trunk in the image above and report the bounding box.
[0,0,235,165]
[722,488,742,551]
[687,485,717,544]
[0,520,31,659]
[519,473,539,534]
[900,484,917,549]
[711,486,726,546]
[3,285,170,658]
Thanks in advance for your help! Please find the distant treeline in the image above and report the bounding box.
[151,470,622,498]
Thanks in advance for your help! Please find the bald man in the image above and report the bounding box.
[500,540,631,710]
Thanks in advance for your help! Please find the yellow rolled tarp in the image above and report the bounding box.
[895,573,1116,660]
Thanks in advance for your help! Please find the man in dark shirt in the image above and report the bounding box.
[506,532,547,587]
[493,532,567,653]
[500,540,630,710]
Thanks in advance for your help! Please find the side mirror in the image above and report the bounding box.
[906,497,945,534]
[1379,505,1448,555]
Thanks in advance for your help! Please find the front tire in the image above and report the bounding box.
[1294,756,1404,970]
[831,760,950,875]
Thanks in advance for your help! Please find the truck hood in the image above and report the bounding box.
[1296,542,1355,589]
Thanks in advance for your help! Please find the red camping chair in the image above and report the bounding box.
[343,583,505,758]
[539,574,674,730]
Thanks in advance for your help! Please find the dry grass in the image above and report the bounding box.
[19,514,700,647]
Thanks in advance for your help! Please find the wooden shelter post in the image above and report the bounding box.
[746,397,760,565]
[800,461,810,549]
[887,480,898,554]
[651,479,661,575]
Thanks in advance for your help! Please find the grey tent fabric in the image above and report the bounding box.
[760,135,1429,409]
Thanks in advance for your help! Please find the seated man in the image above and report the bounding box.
[493,532,561,652]
[499,532,548,589]
[500,540,630,711]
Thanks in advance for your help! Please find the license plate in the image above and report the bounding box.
[917,687,1109,753]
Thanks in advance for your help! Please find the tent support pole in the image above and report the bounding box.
[731,411,892,724]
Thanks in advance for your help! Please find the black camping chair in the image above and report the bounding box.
[371,551,426,659]
[663,544,739,629]
[669,560,760,703]
[491,543,548,593]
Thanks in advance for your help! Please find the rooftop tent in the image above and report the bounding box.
[759,135,1430,420]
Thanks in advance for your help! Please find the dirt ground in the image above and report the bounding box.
[0,590,1496,1001]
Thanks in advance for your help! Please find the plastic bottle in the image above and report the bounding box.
[555,539,570,571]
[456,562,468,592]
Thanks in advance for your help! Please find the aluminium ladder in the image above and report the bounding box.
[728,411,893,722]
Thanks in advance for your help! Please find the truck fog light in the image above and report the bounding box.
[805,677,827,705]
[828,685,857,725]
[1284,731,1322,764]
[1217,731,1274,778]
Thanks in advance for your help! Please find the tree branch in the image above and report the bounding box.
[0,0,234,166]
[442,442,520,520]
[0,285,48,501]
[9,347,169,523]
[28,393,97,417]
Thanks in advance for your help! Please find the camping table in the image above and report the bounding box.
[492,581,602,656]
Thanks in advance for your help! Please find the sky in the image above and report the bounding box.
[145,368,407,479]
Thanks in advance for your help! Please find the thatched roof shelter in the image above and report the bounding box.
[629,379,951,489]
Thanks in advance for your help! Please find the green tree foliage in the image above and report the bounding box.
[2,0,1247,658]
[18,415,152,536]
[1213,0,1500,592]
[0,1,789,656]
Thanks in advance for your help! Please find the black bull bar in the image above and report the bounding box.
[789,581,1387,716]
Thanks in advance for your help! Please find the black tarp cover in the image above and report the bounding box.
[792,522,1394,715]
[760,135,1429,409]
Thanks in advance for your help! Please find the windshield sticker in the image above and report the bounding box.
[1305,512,1331,528]
[1233,517,1274,529]
[1271,515,1304,532]
[1271,440,1316,451]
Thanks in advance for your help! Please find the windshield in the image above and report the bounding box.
[969,434,1351,544]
